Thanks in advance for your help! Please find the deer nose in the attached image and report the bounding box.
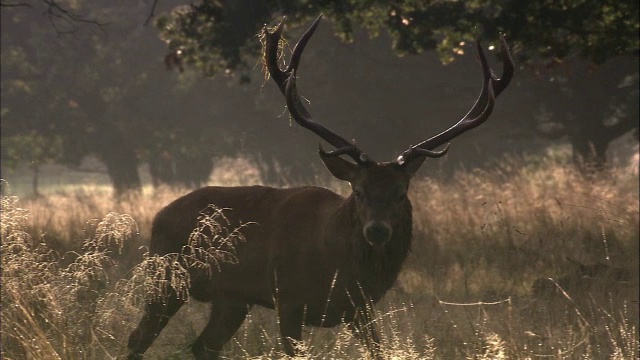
[363,221,392,247]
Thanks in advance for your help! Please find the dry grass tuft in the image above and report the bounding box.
[1,192,139,359]
[183,205,249,276]
[84,212,139,254]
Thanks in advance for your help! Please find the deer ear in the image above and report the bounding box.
[400,155,426,178]
[320,153,359,182]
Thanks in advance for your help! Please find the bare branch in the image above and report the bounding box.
[41,0,107,25]
[144,0,159,26]
[0,1,32,8]
[2,0,108,34]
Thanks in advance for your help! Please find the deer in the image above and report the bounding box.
[127,15,513,360]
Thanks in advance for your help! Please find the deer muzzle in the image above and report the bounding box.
[363,221,392,248]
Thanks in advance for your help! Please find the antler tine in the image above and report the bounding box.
[398,36,512,163]
[265,16,322,96]
[493,34,514,96]
[458,35,514,121]
[264,20,288,94]
[266,15,370,165]
[287,16,322,77]
[285,70,370,164]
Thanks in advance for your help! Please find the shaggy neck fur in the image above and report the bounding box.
[330,194,413,303]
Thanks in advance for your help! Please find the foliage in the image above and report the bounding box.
[155,0,639,76]
[1,131,63,170]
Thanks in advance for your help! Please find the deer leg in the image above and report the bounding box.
[347,308,383,359]
[191,300,250,360]
[278,305,305,356]
[127,295,185,360]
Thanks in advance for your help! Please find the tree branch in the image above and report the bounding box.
[144,0,159,26]
[41,0,107,26]
[2,0,108,34]
[0,1,32,8]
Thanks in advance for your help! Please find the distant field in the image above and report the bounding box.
[1,153,638,359]
[0,155,264,198]
[1,162,114,197]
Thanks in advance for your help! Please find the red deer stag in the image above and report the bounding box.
[127,15,513,360]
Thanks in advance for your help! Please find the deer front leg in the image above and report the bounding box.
[191,301,250,360]
[347,307,383,359]
[278,304,305,356]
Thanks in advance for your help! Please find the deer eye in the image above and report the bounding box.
[353,190,363,200]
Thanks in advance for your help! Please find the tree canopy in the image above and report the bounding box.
[154,0,638,172]
[155,0,639,76]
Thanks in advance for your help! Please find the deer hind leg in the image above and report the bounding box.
[191,300,251,360]
[127,294,185,360]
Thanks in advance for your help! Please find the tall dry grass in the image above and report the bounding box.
[400,153,638,358]
[1,188,139,359]
[407,154,638,297]
[1,152,638,359]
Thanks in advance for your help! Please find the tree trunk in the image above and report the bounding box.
[75,93,142,196]
[536,58,638,174]
[31,164,41,198]
[97,130,142,197]
[149,151,213,189]
[102,154,141,196]
[174,154,213,188]
[149,151,176,188]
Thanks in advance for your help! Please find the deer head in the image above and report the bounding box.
[264,15,514,248]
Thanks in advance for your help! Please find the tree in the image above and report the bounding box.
[2,1,146,194]
[152,0,639,170]
[1,0,224,195]
[1,132,62,196]
[534,58,638,171]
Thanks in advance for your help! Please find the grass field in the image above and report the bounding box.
[1,152,638,359]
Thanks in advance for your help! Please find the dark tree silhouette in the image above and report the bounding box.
[152,0,639,170]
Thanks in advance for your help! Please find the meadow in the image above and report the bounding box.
[1,152,638,359]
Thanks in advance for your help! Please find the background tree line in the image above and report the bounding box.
[1,0,638,196]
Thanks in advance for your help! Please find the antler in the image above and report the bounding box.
[264,15,372,165]
[397,35,514,164]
